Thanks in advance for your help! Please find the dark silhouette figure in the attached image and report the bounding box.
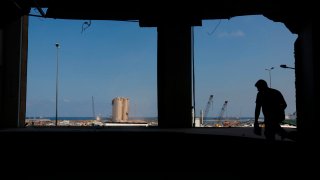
[254,79,288,141]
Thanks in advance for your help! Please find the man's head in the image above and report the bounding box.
[255,79,268,91]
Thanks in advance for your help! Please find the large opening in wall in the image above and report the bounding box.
[193,15,297,137]
[26,15,158,127]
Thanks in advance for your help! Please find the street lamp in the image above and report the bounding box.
[55,43,60,126]
[265,67,274,87]
[280,64,295,70]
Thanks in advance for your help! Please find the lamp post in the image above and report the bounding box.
[55,43,60,126]
[280,64,295,70]
[265,67,274,87]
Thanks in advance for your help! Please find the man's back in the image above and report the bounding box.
[257,87,287,121]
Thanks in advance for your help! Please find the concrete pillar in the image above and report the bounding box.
[295,22,317,143]
[0,16,28,128]
[157,24,193,128]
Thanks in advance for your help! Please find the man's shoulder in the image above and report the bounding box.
[269,88,281,94]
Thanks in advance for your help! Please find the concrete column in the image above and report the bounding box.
[0,16,28,128]
[157,24,193,128]
[295,22,316,143]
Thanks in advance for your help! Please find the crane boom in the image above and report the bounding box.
[204,95,214,120]
[218,101,228,120]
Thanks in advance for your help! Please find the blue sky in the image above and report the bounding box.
[26,15,297,118]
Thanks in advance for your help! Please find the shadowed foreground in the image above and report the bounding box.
[1,126,311,178]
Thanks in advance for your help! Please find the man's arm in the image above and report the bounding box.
[255,103,261,123]
[254,103,262,135]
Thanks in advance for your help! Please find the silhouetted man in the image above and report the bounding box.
[254,79,288,141]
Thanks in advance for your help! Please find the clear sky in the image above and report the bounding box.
[26,14,297,118]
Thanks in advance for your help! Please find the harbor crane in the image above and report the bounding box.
[200,95,214,127]
[218,101,228,120]
[216,101,228,127]
[203,95,214,121]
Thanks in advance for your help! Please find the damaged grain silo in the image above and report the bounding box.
[112,97,129,122]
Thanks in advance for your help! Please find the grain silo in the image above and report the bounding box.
[122,97,129,121]
[112,97,122,122]
[112,97,129,122]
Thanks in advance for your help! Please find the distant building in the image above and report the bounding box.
[112,97,129,122]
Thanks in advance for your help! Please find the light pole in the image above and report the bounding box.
[280,64,295,70]
[265,67,274,87]
[55,43,60,126]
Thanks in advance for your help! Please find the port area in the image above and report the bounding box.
[24,118,297,128]
[24,118,150,127]
[21,118,297,141]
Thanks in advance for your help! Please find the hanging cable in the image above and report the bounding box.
[81,20,92,34]
[207,19,222,36]
[80,19,138,34]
